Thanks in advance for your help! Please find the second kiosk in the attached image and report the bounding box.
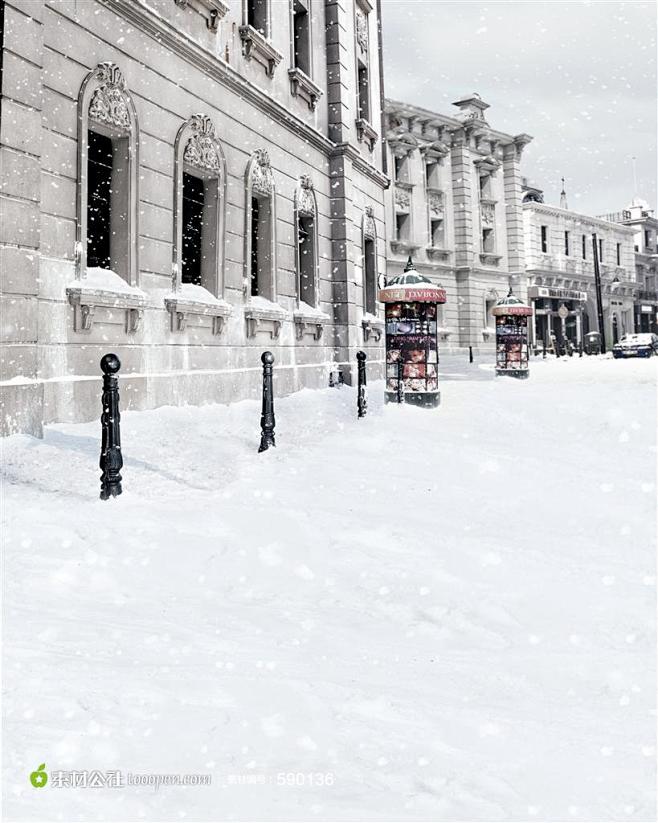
[491,288,533,379]
[379,258,447,407]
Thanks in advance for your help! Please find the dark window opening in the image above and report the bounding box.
[357,63,370,122]
[298,213,316,305]
[582,234,587,259]
[540,225,548,253]
[293,0,310,75]
[564,230,570,256]
[616,242,621,265]
[479,175,492,199]
[598,238,603,262]
[430,218,444,248]
[425,162,437,187]
[87,130,113,269]
[394,155,407,182]
[482,227,495,253]
[645,230,651,248]
[395,213,409,241]
[364,237,376,314]
[247,0,268,35]
[181,173,204,286]
[251,196,260,296]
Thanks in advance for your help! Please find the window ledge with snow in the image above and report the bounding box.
[479,253,503,266]
[288,68,323,111]
[362,312,384,342]
[355,118,378,151]
[66,268,147,333]
[390,239,421,256]
[164,284,232,334]
[482,326,496,341]
[238,25,283,77]
[426,247,452,262]
[244,297,288,339]
[437,326,452,341]
[293,303,331,340]
[173,0,229,32]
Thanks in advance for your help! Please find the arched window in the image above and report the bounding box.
[244,149,276,302]
[172,114,226,297]
[295,174,318,307]
[76,62,139,285]
[362,206,377,314]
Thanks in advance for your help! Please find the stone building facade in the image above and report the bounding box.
[522,191,636,348]
[383,95,532,351]
[597,199,658,334]
[0,0,388,436]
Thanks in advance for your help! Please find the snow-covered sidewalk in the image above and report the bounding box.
[2,356,656,822]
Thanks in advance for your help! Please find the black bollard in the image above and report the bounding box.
[469,345,473,364]
[397,358,405,404]
[258,351,276,452]
[542,338,546,359]
[99,353,123,500]
[579,340,583,357]
[357,350,367,418]
[328,371,335,388]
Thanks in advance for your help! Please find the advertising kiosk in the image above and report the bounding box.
[492,289,533,379]
[378,258,447,407]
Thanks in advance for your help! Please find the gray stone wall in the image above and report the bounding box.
[0,0,388,435]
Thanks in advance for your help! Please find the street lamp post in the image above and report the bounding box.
[592,232,606,354]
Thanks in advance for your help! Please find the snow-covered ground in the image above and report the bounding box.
[2,355,656,822]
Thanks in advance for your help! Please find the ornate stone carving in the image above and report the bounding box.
[363,205,376,240]
[183,114,220,173]
[88,63,130,131]
[297,174,315,216]
[481,201,496,226]
[394,187,410,212]
[428,191,444,216]
[251,149,274,196]
[356,9,368,53]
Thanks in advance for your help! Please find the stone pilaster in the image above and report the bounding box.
[450,129,474,269]
[503,137,529,294]
[0,0,45,435]
[325,0,352,146]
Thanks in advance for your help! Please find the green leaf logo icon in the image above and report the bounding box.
[30,764,48,788]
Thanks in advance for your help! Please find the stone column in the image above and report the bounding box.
[450,128,477,348]
[0,0,45,436]
[503,134,531,298]
[325,0,352,146]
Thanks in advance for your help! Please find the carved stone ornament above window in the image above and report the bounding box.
[88,63,130,131]
[239,24,283,77]
[394,187,411,212]
[297,174,315,217]
[363,205,376,240]
[474,154,501,175]
[428,191,444,216]
[356,9,369,53]
[480,201,496,226]
[184,114,221,173]
[252,148,274,196]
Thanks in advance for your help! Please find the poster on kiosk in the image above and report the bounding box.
[491,289,533,379]
[378,258,447,407]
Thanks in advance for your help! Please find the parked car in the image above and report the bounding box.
[612,333,658,358]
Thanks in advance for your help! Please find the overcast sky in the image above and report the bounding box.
[380,0,656,216]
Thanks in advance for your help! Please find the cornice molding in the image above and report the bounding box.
[100,0,333,156]
[524,202,636,234]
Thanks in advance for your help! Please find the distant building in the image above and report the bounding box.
[597,200,658,334]
[384,95,532,351]
[523,192,636,348]
[0,0,388,436]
